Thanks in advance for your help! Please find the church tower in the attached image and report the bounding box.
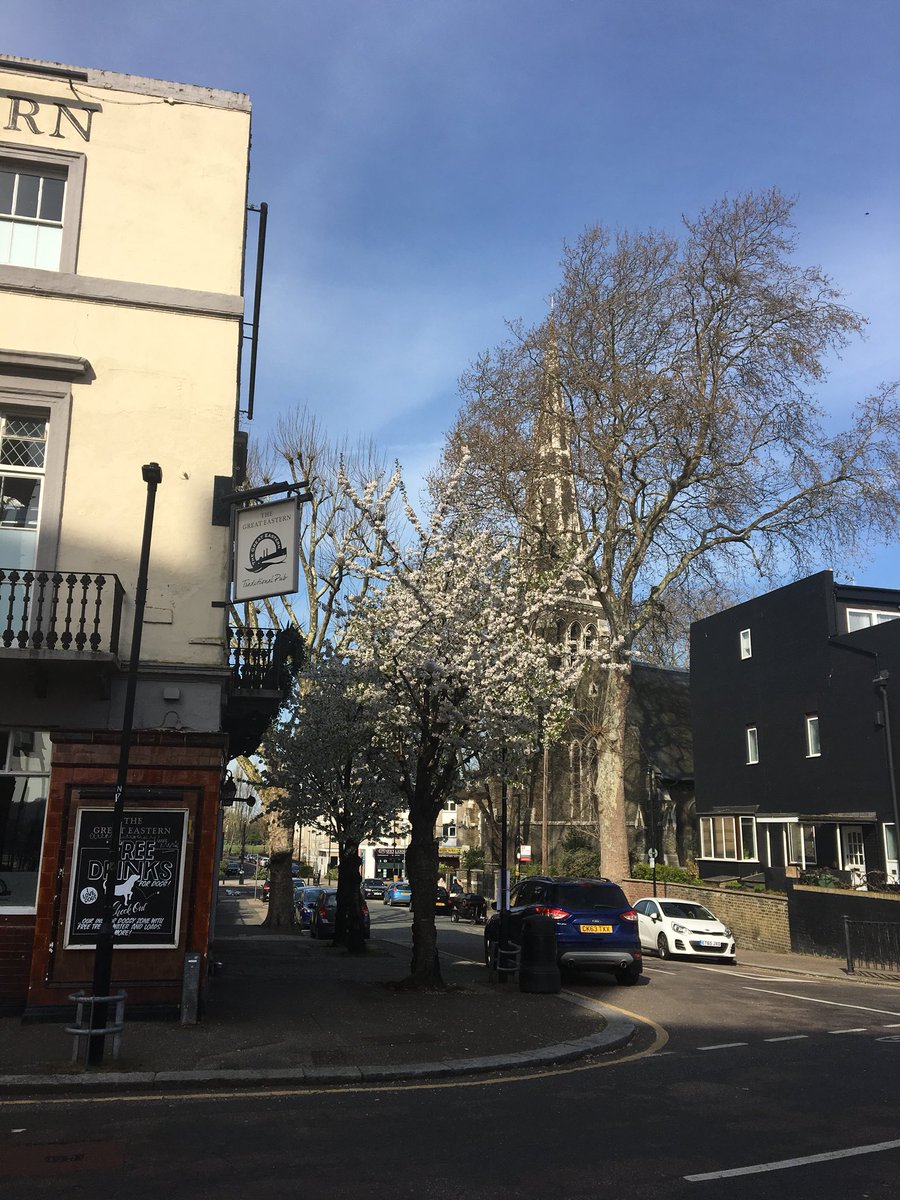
[522,320,607,659]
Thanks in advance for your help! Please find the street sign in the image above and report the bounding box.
[647,848,658,862]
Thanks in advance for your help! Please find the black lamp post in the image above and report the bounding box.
[88,462,162,1065]
[498,745,511,985]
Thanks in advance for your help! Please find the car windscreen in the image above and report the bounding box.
[302,888,322,903]
[555,883,629,911]
[659,902,716,921]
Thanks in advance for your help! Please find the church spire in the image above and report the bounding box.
[523,315,586,572]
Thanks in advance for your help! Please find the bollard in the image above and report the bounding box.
[519,915,561,994]
[181,951,202,1024]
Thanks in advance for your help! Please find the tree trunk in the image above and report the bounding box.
[335,841,367,953]
[594,664,632,882]
[263,849,296,929]
[403,783,444,989]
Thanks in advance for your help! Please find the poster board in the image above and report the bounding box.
[64,808,188,950]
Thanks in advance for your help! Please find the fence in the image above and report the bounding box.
[843,916,900,974]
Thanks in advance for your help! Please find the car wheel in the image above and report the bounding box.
[451,909,459,923]
[657,933,670,960]
[484,938,497,969]
[615,964,641,986]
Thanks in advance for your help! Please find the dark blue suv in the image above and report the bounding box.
[484,876,642,985]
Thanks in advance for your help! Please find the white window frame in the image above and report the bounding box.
[699,814,758,862]
[746,725,759,765]
[883,823,898,883]
[787,822,817,867]
[0,728,51,914]
[805,714,821,758]
[740,628,752,659]
[846,607,900,632]
[0,370,73,570]
[0,142,85,274]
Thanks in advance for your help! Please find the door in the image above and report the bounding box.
[840,825,867,887]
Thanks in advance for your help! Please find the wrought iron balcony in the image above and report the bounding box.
[227,624,283,693]
[0,569,125,655]
[224,624,304,758]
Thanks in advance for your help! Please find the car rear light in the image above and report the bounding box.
[361,902,369,915]
[534,906,570,920]
[620,909,638,922]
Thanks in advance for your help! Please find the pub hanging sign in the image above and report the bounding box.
[233,497,300,602]
[65,808,188,949]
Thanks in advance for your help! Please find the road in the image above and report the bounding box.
[2,902,899,1198]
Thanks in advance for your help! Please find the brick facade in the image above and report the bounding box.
[22,731,226,1017]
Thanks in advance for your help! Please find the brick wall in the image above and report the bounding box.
[622,879,791,954]
[0,917,35,1011]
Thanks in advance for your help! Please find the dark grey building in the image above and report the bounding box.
[691,570,900,889]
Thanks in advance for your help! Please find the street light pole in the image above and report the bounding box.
[498,746,510,985]
[88,462,162,1066]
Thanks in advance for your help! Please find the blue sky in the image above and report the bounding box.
[8,0,900,584]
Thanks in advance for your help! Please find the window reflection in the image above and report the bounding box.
[0,730,50,909]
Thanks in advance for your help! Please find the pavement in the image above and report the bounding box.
[0,886,895,1095]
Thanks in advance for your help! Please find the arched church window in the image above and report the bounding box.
[583,624,597,652]
[567,622,582,663]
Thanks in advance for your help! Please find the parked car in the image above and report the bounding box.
[362,878,387,899]
[484,876,642,985]
[261,879,270,902]
[309,888,371,939]
[633,897,736,963]
[383,881,412,907]
[223,860,242,877]
[294,885,324,931]
[411,885,451,915]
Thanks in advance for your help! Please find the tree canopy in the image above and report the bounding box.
[442,188,900,879]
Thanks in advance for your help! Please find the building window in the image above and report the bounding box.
[699,815,758,861]
[746,725,759,764]
[884,824,898,882]
[740,628,752,659]
[443,801,456,814]
[0,160,66,270]
[0,729,51,911]
[441,823,456,840]
[0,410,47,570]
[805,714,821,758]
[847,608,900,632]
[0,143,85,274]
[787,823,817,866]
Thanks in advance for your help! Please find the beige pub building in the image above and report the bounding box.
[0,55,277,1017]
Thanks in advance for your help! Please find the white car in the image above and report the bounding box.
[634,897,736,963]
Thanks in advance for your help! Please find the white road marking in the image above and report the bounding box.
[744,987,900,1018]
[882,1023,900,1028]
[697,1042,748,1051]
[764,1035,808,1042]
[690,964,813,982]
[685,1137,900,1181]
[828,1027,866,1034]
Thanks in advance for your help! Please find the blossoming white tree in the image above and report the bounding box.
[343,470,581,988]
[262,649,401,951]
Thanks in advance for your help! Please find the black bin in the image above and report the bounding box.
[518,915,561,994]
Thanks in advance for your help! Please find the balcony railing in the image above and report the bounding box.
[0,569,125,655]
[228,625,282,692]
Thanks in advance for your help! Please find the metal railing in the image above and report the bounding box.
[843,915,900,974]
[227,624,281,692]
[0,569,125,655]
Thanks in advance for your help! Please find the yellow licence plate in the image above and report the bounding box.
[580,924,613,934]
